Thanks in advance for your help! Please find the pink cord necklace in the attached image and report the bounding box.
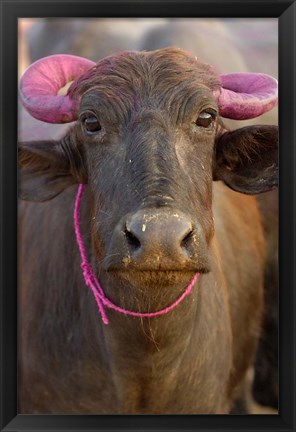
[74,184,199,325]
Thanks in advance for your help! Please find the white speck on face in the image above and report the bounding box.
[142,224,146,232]
[129,159,132,163]
[201,163,205,170]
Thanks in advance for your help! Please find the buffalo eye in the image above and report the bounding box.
[195,110,217,128]
[81,115,102,134]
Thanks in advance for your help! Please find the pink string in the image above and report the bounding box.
[74,184,199,325]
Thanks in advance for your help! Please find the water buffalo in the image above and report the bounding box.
[18,48,278,414]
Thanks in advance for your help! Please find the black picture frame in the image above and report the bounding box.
[1,0,295,431]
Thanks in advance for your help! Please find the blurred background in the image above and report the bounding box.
[18,18,279,415]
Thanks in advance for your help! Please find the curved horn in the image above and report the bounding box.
[20,54,96,123]
[216,73,278,120]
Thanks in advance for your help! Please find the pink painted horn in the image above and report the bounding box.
[20,54,96,123]
[216,73,278,120]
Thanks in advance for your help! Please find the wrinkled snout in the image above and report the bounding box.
[104,208,209,273]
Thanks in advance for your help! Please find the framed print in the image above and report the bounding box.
[1,1,295,431]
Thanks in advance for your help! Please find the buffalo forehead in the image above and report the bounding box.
[69,48,221,111]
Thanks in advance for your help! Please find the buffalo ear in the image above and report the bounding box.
[18,138,86,201]
[213,125,278,194]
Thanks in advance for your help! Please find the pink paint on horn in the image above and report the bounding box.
[20,55,95,123]
[216,73,278,120]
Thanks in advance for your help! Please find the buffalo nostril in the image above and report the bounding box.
[124,227,141,251]
[180,226,194,249]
